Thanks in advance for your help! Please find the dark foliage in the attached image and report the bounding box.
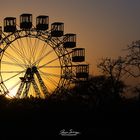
[0,85,139,137]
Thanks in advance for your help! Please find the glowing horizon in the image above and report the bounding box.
[0,0,139,98]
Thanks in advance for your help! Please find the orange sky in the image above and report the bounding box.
[0,0,140,81]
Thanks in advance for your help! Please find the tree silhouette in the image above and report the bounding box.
[88,75,125,106]
[125,40,140,78]
[97,57,127,81]
[97,57,127,97]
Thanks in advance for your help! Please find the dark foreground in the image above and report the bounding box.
[0,95,139,137]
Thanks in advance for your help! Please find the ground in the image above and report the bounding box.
[0,96,139,137]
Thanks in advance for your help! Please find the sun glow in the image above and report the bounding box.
[1,37,61,98]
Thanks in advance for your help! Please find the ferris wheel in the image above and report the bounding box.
[0,13,89,98]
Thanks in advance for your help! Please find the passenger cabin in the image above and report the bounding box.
[36,15,49,30]
[76,64,89,79]
[72,48,85,62]
[4,17,16,32]
[63,34,76,48]
[51,22,64,37]
[20,14,32,29]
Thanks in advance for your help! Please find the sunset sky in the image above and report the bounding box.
[0,0,140,75]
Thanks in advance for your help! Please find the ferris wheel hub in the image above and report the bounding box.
[25,66,38,76]
[32,66,38,73]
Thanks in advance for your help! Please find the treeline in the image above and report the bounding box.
[0,77,139,136]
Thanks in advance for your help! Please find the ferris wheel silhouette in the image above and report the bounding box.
[0,13,89,98]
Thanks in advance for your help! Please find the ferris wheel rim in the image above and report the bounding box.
[0,28,73,98]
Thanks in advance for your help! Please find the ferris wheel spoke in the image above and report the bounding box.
[18,36,32,65]
[29,37,36,62]
[19,37,29,57]
[16,38,29,65]
[32,39,38,62]
[38,65,61,68]
[4,52,25,68]
[38,48,54,63]
[1,60,27,67]
[39,70,60,78]
[8,42,28,65]
[33,49,54,66]
[32,38,38,61]
[3,52,26,69]
[38,57,59,69]
[26,36,33,65]
[8,80,21,91]
[1,71,25,73]
[41,74,58,88]
[8,44,24,62]
[36,42,48,65]
[8,43,21,56]
[16,39,27,64]
[32,38,40,61]
[34,42,48,65]
[46,76,58,87]
[1,70,25,83]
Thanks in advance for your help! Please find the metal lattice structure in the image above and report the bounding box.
[0,13,89,99]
